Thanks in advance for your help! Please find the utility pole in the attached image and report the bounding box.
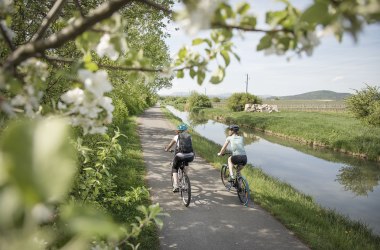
[204,87,206,95]
[245,74,249,94]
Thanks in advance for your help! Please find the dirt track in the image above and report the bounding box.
[137,105,309,250]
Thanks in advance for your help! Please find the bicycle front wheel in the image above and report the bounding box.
[181,175,191,207]
[221,164,230,188]
[237,176,250,206]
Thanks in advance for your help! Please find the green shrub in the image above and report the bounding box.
[227,92,262,111]
[346,85,380,126]
[186,91,212,112]
[212,97,221,102]
[175,97,188,104]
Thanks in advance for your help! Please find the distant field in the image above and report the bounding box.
[212,100,347,112]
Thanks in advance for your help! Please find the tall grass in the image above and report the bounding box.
[162,107,380,250]
[108,117,160,249]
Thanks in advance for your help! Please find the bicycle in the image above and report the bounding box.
[167,149,191,207]
[219,153,251,206]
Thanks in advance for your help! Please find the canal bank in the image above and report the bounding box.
[163,105,380,245]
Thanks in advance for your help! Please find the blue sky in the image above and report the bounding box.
[158,1,380,96]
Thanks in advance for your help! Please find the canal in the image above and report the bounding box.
[166,106,380,235]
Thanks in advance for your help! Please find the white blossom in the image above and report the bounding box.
[78,69,112,98]
[59,69,114,135]
[159,68,175,79]
[19,58,49,84]
[10,84,43,118]
[96,34,119,61]
[60,88,85,105]
[31,203,53,223]
[298,31,320,56]
[177,0,220,35]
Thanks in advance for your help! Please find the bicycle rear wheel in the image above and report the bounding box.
[221,164,231,188]
[237,176,250,206]
[181,175,191,207]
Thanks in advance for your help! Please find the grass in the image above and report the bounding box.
[161,106,380,250]
[202,107,380,161]
[107,117,160,250]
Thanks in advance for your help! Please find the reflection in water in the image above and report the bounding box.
[166,106,380,235]
[336,164,380,196]
[188,111,208,126]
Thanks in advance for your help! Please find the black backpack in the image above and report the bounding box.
[177,132,193,153]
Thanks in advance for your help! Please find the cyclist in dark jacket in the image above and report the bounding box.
[165,123,194,192]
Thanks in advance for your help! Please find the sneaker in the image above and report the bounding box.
[228,176,235,182]
[172,187,179,193]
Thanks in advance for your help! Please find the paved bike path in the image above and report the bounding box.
[137,105,309,250]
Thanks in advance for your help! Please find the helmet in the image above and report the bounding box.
[177,123,188,131]
[228,125,239,132]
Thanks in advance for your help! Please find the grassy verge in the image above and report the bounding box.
[201,108,380,161]
[161,107,380,250]
[108,116,160,249]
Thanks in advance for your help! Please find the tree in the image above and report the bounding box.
[186,91,212,112]
[227,92,262,112]
[212,97,221,102]
[345,85,380,126]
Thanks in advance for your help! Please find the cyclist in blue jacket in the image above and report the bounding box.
[218,125,247,181]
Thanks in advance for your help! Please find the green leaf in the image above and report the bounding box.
[176,70,184,78]
[197,71,206,85]
[231,51,241,62]
[85,62,99,72]
[236,2,250,15]
[300,2,330,25]
[220,50,230,66]
[83,53,92,63]
[209,66,225,84]
[204,38,212,47]
[0,117,76,204]
[178,47,187,59]
[257,35,272,51]
[220,3,234,18]
[266,10,288,26]
[192,38,204,46]
[190,68,196,78]
[240,15,257,28]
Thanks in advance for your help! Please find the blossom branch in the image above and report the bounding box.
[0,21,15,51]
[44,55,163,72]
[44,55,192,73]
[31,0,68,42]
[4,0,134,71]
[211,22,294,34]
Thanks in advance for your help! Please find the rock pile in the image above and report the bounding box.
[244,104,279,113]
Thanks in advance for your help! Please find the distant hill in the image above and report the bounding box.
[268,90,352,100]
